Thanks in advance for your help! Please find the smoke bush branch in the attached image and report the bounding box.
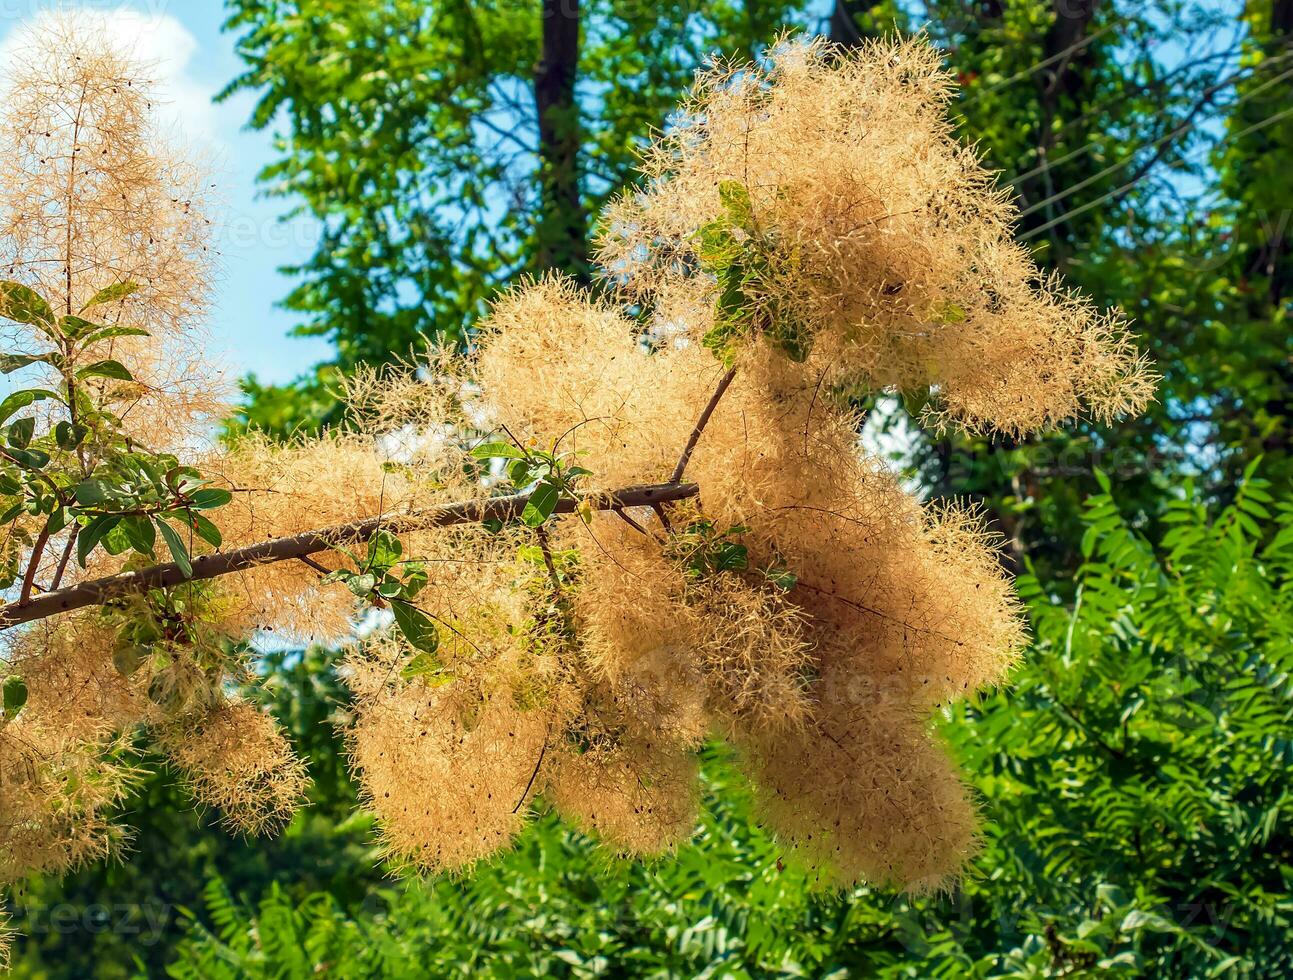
[670,366,738,483]
[0,482,698,628]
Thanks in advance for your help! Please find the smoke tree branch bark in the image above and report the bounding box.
[2,355,744,630]
[0,482,698,628]
[670,366,738,483]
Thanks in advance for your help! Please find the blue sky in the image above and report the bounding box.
[0,1,334,385]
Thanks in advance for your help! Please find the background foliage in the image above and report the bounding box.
[7,0,1292,976]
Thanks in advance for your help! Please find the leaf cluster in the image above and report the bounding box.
[697,182,811,365]
[0,282,232,587]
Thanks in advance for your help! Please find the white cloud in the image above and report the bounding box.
[0,4,217,144]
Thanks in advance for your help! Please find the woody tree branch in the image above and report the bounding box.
[671,365,738,483]
[3,356,744,630]
[0,482,697,628]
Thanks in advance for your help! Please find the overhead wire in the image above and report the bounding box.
[1016,61,1293,220]
[1020,100,1293,241]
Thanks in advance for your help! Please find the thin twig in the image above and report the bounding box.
[407,600,488,659]
[297,555,330,575]
[612,506,650,536]
[669,365,738,484]
[796,580,965,648]
[18,523,52,606]
[650,502,673,533]
[533,525,565,599]
[512,733,549,814]
[49,528,78,592]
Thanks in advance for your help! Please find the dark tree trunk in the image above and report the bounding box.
[830,0,877,46]
[1273,0,1293,37]
[534,0,588,279]
[1039,0,1099,106]
[1014,0,1100,251]
[921,2,1102,572]
[1259,0,1293,306]
[1254,0,1293,454]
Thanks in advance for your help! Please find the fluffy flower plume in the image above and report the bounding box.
[158,699,310,836]
[598,35,1156,435]
[1,27,1154,904]
[0,16,248,899]
[0,13,228,448]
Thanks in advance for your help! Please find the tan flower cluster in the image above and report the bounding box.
[598,34,1156,435]
[0,13,228,450]
[362,278,1027,888]
[0,16,305,899]
[0,25,1154,904]
[0,718,135,887]
[157,699,310,836]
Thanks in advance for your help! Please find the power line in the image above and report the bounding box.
[957,23,1117,109]
[1020,102,1293,241]
[1016,62,1293,220]
[1004,47,1293,192]
[955,18,1290,121]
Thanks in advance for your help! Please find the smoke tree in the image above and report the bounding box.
[0,21,1155,961]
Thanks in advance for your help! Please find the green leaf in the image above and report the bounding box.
[694,220,739,268]
[187,488,232,510]
[366,528,402,570]
[101,520,134,556]
[73,480,112,506]
[933,301,968,324]
[399,562,427,599]
[717,260,748,317]
[80,281,140,312]
[520,481,560,528]
[0,282,53,326]
[771,314,813,363]
[506,458,532,486]
[134,455,166,491]
[122,515,156,556]
[6,447,49,470]
[763,565,798,590]
[3,675,27,719]
[112,645,145,678]
[76,324,151,346]
[471,441,526,461]
[717,180,754,227]
[76,359,133,382]
[45,507,67,536]
[54,421,89,449]
[0,389,57,425]
[0,353,54,374]
[59,316,104,340]
[7,417,34,449]
[156,519,193,578]
[391,599,439,654]
[77,515,120,566]
[348,573,377,596]
[711,540,749,573]
[515,544,545,566]
[190,513,222,548]
[400,652,447,681]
